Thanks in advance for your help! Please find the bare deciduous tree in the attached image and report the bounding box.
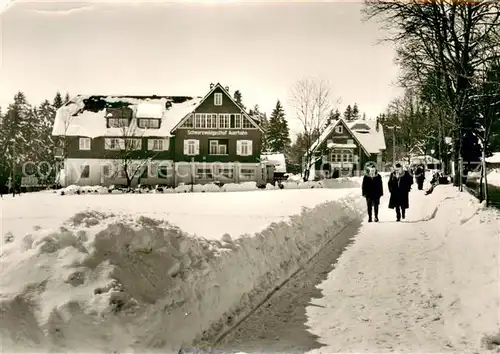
[105,121,161,189]
[289,78,339,182]
[364,0,500,186]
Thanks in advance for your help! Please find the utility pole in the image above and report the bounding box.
[386,125,401,167]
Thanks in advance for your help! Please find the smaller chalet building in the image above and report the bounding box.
[52,83,265,187]
[307,118,386,177]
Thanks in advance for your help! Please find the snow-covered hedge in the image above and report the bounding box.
[56,180,328,196]
[487,168,500,187]
[0,194,365,353]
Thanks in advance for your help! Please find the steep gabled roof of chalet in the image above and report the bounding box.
[169,83,264,133]
[52,95,203,138]
[308,118,386,156]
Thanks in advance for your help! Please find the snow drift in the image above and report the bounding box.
[0,194,365,353]
[56,180,330,196]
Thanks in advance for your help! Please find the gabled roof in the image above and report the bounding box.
[52,95,202,138]
[308,118,371,156]
[169,83,264,133]
[349,119,386,154]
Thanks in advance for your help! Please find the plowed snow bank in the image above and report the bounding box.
[1,194,365,353]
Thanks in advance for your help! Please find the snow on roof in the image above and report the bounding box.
[136,102,164,118]
[307,118,386,157]
[349,119,386,154]
[486,152,500,164]
[52,95,203,138]
[260,153,286,173]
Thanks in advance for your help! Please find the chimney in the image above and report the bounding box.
[210,83,214,89]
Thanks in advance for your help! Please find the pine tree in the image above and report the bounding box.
[53,92,63,109]
[260,112,270,152]
[324,109,341,130]
[2,92,36,189]
[233,90,246,111]
[267,100,291,153]
[36,100,57,177]
[64,93,70,104]
[343,105,353,121]
[352,103,360,120]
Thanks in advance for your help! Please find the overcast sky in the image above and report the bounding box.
[0,0,401,134]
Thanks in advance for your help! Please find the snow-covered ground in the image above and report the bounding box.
[306,184,500,353]
[0,185,366,353]
[2,188,353,240]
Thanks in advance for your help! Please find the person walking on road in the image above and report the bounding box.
[415,164,425,190]
[388,163,413,222]
[362,164,383,223]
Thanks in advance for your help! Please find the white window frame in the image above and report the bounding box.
[126,138,142,150]
[335,125,343,134]
[79,137,91,151]
[242,116,254,129]
[218,114,230,129]
[108,118,129,128]
[105,138,122,150]
[209,140,218,155]
[347,139,354,145]
[331,149,353,163]
[182,115,194,128]
[214,93,223,106]
[188,140,196,155]
[209,140,228,155]
[230,114,242,129]
[148,139,165,151]
[218,144,227,155]
[240,140,252,156]
[194,113,218,129]
[207,113,217,129]
[138,118,160,129]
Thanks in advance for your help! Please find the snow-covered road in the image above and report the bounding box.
[217,183,500,353]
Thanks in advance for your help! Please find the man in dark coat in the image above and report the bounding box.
[362,165,383,222]
[415,164,425,190]
[388,163,413,222]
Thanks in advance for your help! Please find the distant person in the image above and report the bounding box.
[388,163,413,222]
[362,165,383,222]
[415,164,425,190]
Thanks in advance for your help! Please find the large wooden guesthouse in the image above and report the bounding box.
[52,83,266,187]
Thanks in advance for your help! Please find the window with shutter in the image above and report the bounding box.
[184,139,198,155]
[236,140,242,155]
[238,140,252,156]
[194,140,200,155]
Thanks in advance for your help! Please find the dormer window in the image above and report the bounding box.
[106,107,132,128]
[214,93,223,106]
[108,118,130,128]
[138,118,160,129]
